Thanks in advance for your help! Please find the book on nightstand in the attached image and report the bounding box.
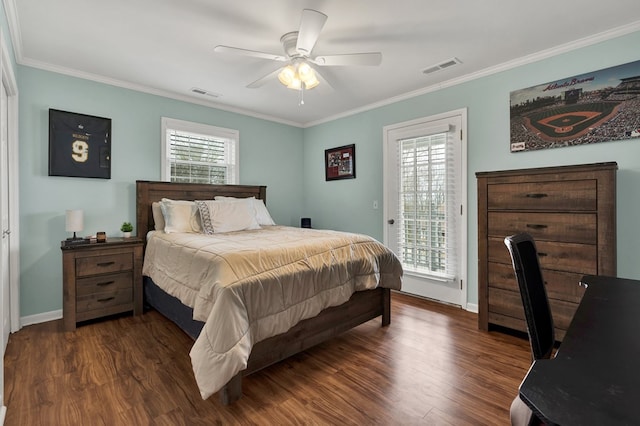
[61,238,92,248]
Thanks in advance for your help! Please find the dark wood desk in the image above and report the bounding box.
[519,275,640,425]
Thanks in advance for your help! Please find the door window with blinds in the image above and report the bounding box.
[161,117,238,184]
[383,110,466,305]
[398,131,455,278]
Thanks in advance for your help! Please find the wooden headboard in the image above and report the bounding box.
[136,180,267,239]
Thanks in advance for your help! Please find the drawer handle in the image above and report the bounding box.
[526,193,548,199]
[97,280,115,287]
[97,261,115,267]
[97,296,115,303]
[526,224,548,230]
[538,252,548,257]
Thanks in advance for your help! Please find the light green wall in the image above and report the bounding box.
[303,30,640,306]
[18,67,304,317]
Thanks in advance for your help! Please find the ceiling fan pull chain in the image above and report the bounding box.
[299,83,305,106]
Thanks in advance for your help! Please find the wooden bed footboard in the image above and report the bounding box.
[219,287,391,405]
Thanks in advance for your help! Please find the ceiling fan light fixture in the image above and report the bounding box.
[298,62,319,89]
[278,65,296,86]
[278,61,319,91]
[301,72,319,89]
[287,78,302,90]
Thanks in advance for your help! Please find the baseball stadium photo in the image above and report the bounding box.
[510,59,640,152]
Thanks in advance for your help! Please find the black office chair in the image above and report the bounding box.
[504,233,555,426]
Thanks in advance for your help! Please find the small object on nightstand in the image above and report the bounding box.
[96,231,106,243]
[120,221,133,238]
[62,209,91,246]
[61,238,91,247]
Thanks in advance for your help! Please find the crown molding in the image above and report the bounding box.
[2,0,23,63]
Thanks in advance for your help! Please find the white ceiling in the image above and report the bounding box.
[6,0,640,126]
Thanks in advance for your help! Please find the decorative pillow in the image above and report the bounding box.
[196,199,261,234]
[152,202,165,231]
[214,196,276,226]
[160,198,202,233]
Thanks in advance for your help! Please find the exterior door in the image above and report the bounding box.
[383,109,467,306]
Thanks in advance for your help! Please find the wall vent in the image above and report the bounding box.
[422,57,462,75]
[191,87,221,98]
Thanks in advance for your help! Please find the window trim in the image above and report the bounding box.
[160,117,239,183]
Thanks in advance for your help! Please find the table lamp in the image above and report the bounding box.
[65,209,84,241]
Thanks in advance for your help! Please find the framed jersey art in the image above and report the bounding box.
[48,109,112,179]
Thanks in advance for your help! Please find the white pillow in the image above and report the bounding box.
[196,199,261,234]
[214,196,276,226]
[160,198,202,233]
[152,202,165,231]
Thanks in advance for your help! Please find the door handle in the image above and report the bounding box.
[387,219,395,225]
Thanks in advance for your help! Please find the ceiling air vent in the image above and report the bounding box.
[191,87,221,98]
[422,57,462,75]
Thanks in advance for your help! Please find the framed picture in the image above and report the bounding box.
[325,144,356,181]
[509,59,640,152]
[49,109,112,179]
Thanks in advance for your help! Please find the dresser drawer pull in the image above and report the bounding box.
[97,296,115,303]
[526,224,548,230]
[525,193,548,199]
[538,252,548,257]
[97,261,116,267]
[96,280,115,287]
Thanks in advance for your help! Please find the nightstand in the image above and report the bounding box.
[61,237,144,331]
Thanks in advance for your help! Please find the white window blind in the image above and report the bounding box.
[396,128,458,280]
[161,117,238,184]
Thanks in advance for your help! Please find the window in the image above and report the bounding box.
[161,117,238,184]
[398,131,451,276]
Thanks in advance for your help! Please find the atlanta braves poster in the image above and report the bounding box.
[510,59,640,152]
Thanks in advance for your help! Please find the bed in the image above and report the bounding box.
[136,180,403,404]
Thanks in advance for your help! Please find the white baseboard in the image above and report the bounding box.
[465,303,479,313]
[19,309,62,328]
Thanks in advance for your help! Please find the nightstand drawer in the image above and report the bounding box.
[76,288,133,314]
[76,252,133,277]
[76,271,133,296]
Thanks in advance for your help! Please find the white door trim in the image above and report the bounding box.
[382,108,468,308]
[2,32,21,333]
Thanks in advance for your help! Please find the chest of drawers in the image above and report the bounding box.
[476,162,616,340]
[62,238,144,331]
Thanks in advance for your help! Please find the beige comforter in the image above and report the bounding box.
[142,225,402,399]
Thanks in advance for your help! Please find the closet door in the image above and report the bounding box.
[1,77,9,348]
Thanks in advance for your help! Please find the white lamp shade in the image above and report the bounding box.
[65,209,84,233]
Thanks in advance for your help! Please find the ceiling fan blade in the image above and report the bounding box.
[313,68,334,92]
[296,9,327,55]
[246,67,283,88]
[214,45,286,62]
[313,52,382,66]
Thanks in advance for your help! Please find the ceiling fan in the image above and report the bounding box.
[214,9,382,95]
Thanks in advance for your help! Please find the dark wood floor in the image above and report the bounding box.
[4,292,531,425]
